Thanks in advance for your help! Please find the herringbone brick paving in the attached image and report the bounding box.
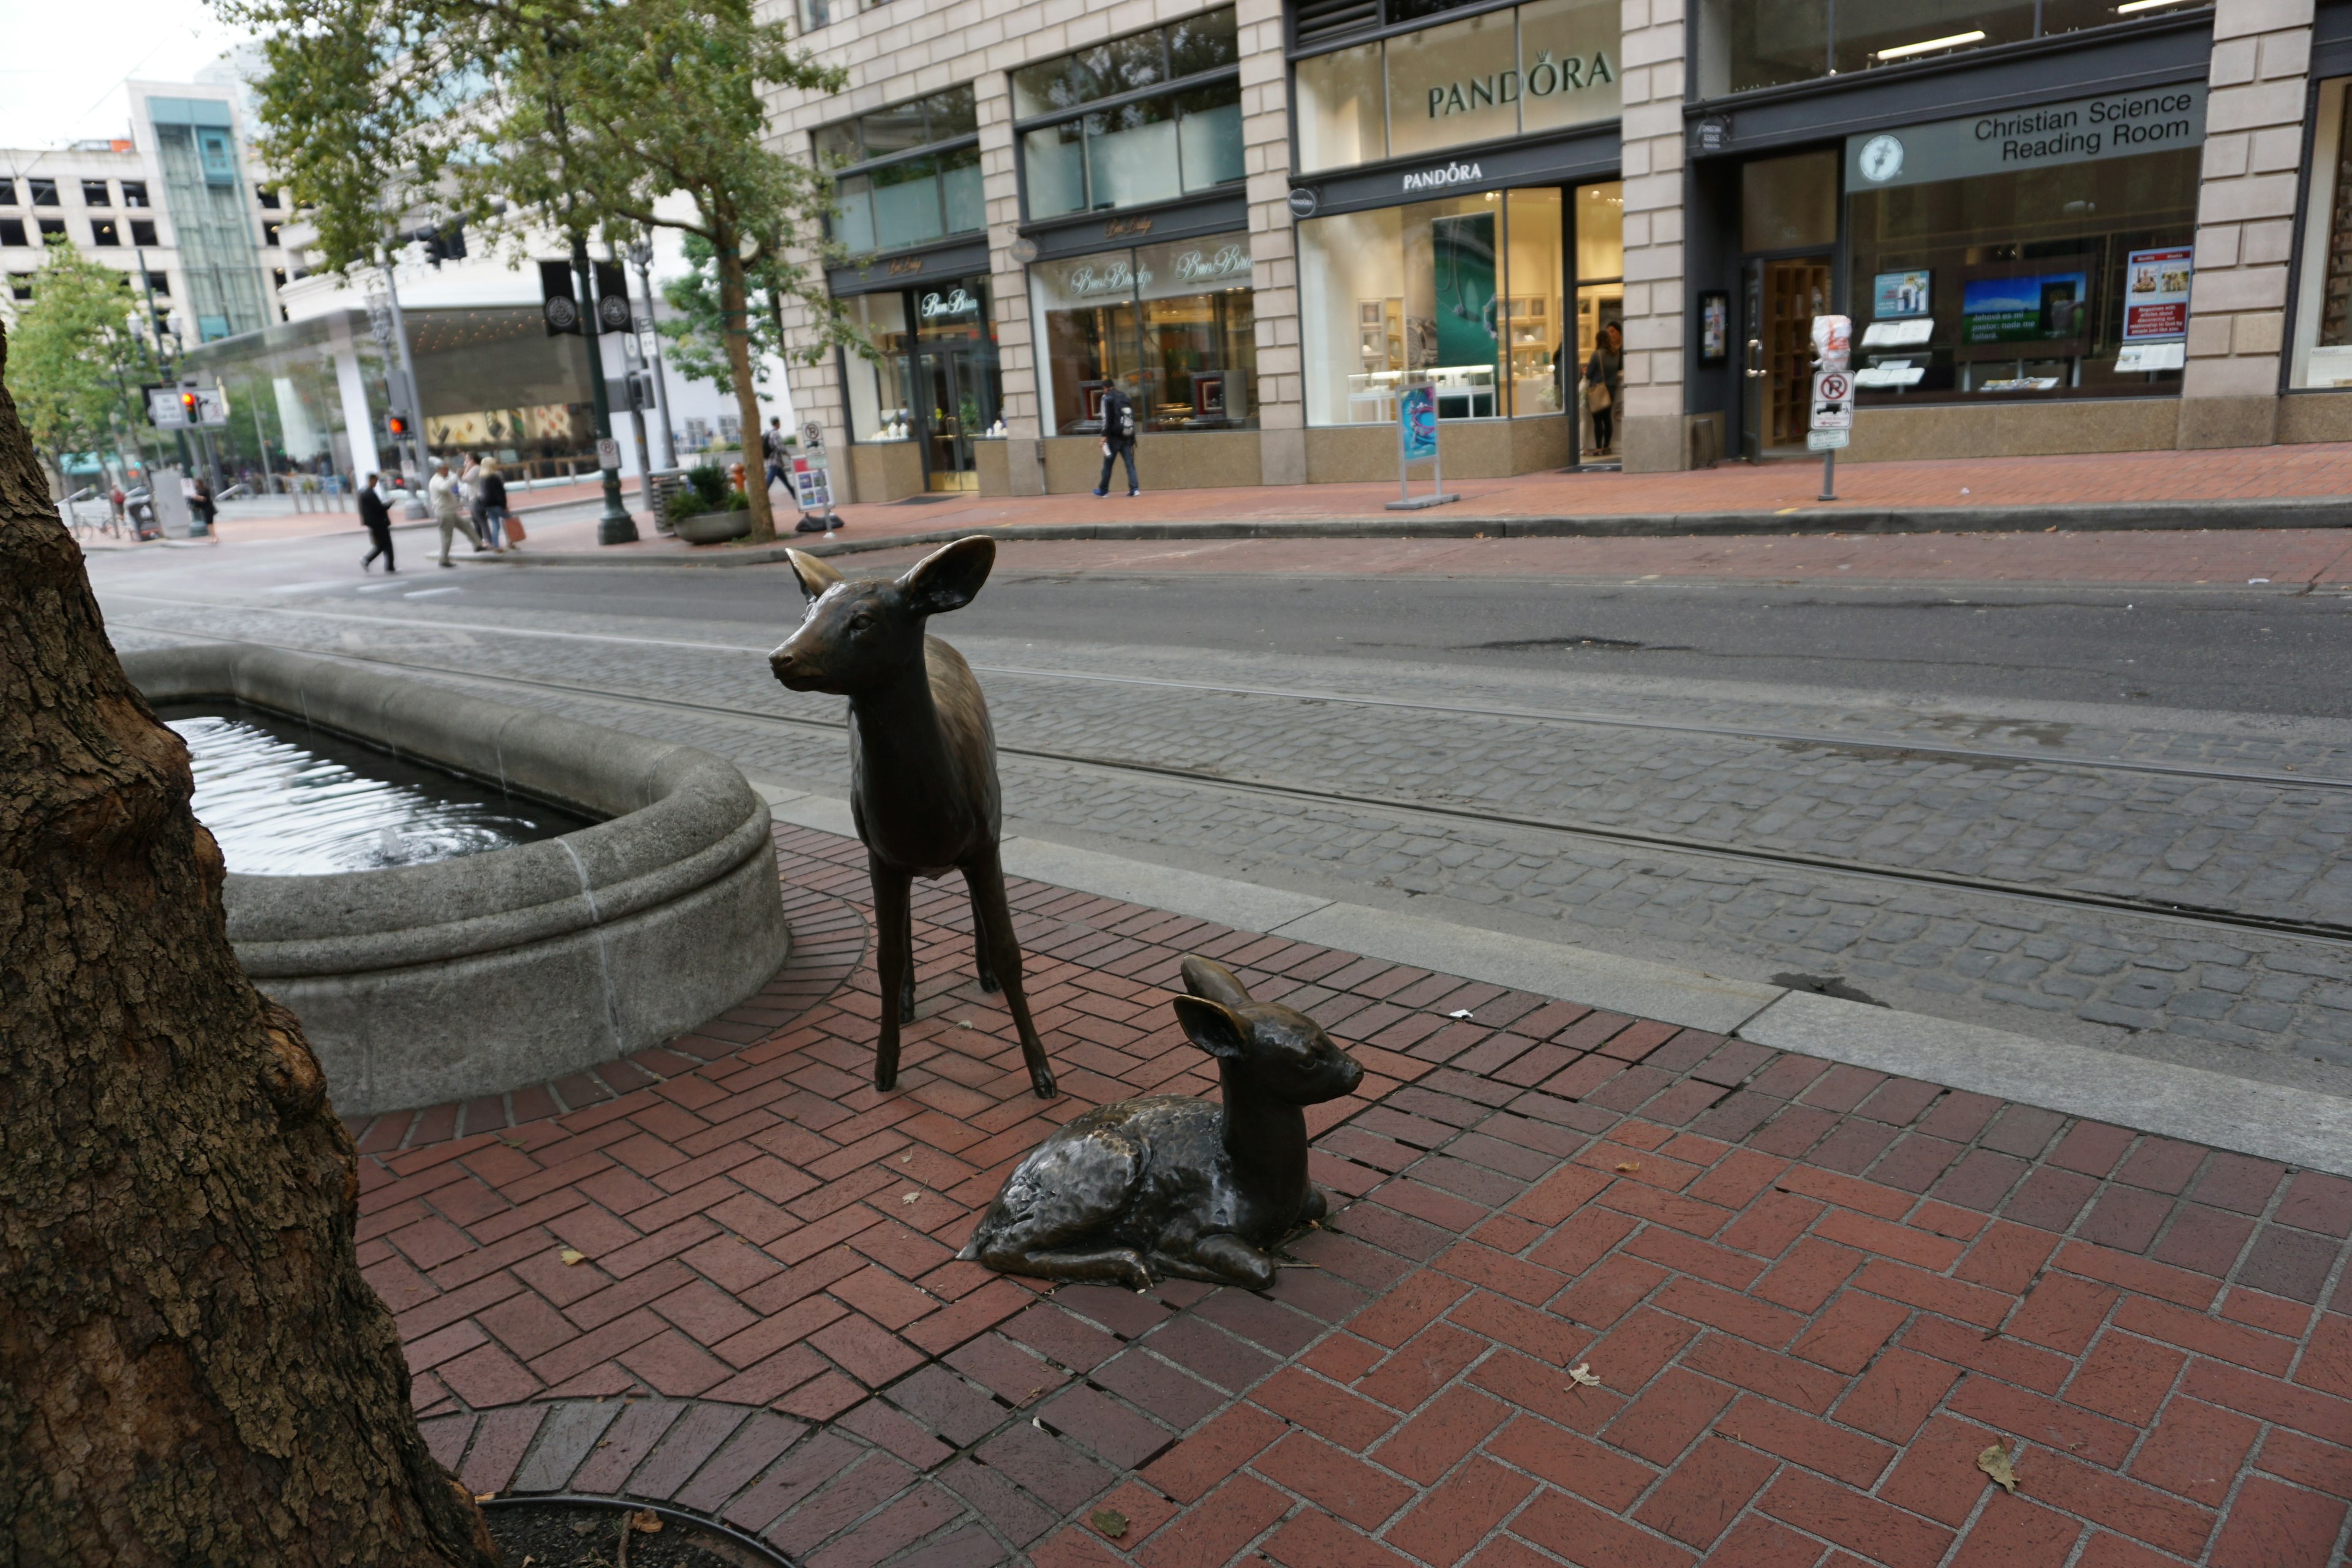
[368,823,2352,1565]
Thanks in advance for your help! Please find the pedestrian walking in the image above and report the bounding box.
[478,458,514,548]
[358,473,397,573]
[1585,322,1623,458]
[763,417,788,495]
[427,460,488,566]
[1092,383,1140,498]
[462,454,494,547]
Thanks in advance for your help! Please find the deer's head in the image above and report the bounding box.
[771,535,995,697]
[1171,955,1365,1106]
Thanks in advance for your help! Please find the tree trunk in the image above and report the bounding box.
[0,325,499,1565]
[715,248,775,544]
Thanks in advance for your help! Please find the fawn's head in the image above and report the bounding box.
[771,536,995,696]
[1171,955,1365,1106]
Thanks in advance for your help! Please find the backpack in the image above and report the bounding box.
[1109,392,1137,442]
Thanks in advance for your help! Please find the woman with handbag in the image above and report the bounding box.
[1585,322,1623,458]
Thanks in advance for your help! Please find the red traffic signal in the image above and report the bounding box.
[179,390,199,420]
[387,414,410,437]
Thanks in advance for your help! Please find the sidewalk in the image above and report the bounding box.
[369,818,2352,1566]
[464,441,2352,568]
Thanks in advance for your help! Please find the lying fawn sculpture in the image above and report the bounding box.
[960,956,1364,1290]
[771,537,1056,1099]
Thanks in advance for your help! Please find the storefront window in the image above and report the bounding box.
[1029,232,1257,434]
[1571,183,1623,458]
[1295,0,1618,175]
[1016,10,1244,221]
[2290,78,2352,390]
[818,88,983,257]
[1697,0,2201,99]
[1847,145,2198,404]
[843,293,914,442]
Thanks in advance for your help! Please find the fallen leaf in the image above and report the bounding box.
[1977,1441,2017,1494]
[1614,1162,1640,1174]
[1567,1363,1602,1389]
[1090,1507,1129,1539]
[902,1192,921,1205]
[1448,1009,1475,1019]
[560,1248,587,1266]
[630,1509,662,1534]
[474,1491,496,1502]
[900,1153,913,1163]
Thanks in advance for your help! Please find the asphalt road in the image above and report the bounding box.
[87,526,2352,1096]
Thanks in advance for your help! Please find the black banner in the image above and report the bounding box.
[540,258,580,336]
[594,260,631,332]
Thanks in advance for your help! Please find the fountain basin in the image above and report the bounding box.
[123,644,791,1116]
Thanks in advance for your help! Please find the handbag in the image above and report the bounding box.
[503,513,527,543]
[1587,380,1613,412]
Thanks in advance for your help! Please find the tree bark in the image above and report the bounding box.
[0,325,499,1564]
[716,247,775,544]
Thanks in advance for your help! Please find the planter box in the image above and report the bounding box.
[674,508,752,545]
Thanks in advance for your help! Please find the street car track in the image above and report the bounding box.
[115,615,2352,953]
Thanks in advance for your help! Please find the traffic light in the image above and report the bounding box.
[410,222,467,266]
[387,413,410,439]
[626,370,657,412]
[178,390,199,424]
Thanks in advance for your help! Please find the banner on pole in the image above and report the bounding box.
[1400,383,1437,462]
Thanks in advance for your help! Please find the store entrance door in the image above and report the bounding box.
[1738,254,1833,460]
[910,282,998,492]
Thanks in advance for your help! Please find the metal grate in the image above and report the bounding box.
[1294,0,1383,50]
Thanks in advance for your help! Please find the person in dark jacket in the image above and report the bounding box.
[1585,322,1623,457]
[1091,384,1140,498]
[358,473,397,573]
[478,459,511,548]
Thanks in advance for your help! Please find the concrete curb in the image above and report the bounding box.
[454,493,2352,569]
[750,778,2352,1178]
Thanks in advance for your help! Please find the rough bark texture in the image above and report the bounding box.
[0,326,500,1566]
[717,250,775,544]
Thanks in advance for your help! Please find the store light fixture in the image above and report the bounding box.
[1873,29,1987,59]
[2114,0,2192,12]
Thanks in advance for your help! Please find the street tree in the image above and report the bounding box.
[0,317,498,1564]
[2,239,151,490]
[225,0,855,545]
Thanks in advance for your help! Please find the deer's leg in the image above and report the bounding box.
[898,907,918,1023]
[964,848,1055,1099]
[1156,1232,1278,1292]
[967,876,1000,993]
[872,857,913,1091]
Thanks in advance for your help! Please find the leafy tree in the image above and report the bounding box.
[223,0,856,544]
[658,233,783,398]
[2,240,151,490]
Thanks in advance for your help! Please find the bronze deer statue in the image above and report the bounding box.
[771,537,1057,1099]
[960,955,1363,1290]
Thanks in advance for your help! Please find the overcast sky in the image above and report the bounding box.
[0,0,255,149]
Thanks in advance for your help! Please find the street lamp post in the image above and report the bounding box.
[571,236,638,545]
[608,237,655,517]
[373,258,432,479]
[627,237,677,469]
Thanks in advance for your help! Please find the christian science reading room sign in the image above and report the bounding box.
[1845,84,2206,190]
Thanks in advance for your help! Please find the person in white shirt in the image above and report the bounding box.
[427,461,488,566]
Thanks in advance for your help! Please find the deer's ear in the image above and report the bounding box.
[1172,995,1250,1061]
[1179,955,1254,1009]
[787,549,845,600]
[900,535,995,616]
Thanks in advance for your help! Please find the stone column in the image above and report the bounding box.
[1240,0,1306,484]
[973,74,1049,494]
[2180,0,2313,448]
[1616,0,1689,472]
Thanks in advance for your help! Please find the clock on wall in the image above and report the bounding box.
[1858,134,1905,184]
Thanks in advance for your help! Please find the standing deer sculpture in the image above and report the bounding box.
[771,537,1057,1099]
[960,956,1364,1291]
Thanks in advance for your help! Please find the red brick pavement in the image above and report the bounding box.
[372,824,2352,1566]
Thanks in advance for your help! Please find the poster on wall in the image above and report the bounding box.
[1872,270,1931,320]
[1698,291,1728,365]
[1430,213,1499,369]
[2122,247,2192,341]
[1959,266,2090,352]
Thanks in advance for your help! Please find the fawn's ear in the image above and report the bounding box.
[788,549,844,600]
[1179,955,1254,1009]
[1173,994,1250,1061]
[900,535,995,616]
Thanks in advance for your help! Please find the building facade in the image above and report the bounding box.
[769,0,2352,497]
[1,81,295,349]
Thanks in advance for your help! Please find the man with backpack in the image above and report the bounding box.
[763,417,788,496]
[1093,383,1140,498]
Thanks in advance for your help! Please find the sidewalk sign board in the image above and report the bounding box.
[1810,316,1853,499]
[1387,381,1458,511]
[791,420,836,519]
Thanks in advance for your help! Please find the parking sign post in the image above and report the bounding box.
[1808,314,1854,503]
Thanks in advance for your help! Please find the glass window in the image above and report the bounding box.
[843,292,916,442]
[0,179,14,205]
[1015,10,1245,219]
[1297,44,1387,175]
[130,219,159,247]
[2291,78,2352,390]
[1295,0,1619,175]
[1504,189,1566,417]
[255,184,279,209]
[1029,233,1258,434]
[1698,0,2187,97]
[122,180,149,208]
[0,219,24,246]
[82,180,111,206]
[38,218,66,239]
[1741,150,1839,252]
[29,179,58,206]
[1848,147,2198,404]
[91,218,121,247]
[148,271,170,294]
[816,86,983,253]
